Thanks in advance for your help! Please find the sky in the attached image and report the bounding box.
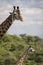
[0,0,43,38]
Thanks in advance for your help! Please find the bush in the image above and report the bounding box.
[9,44,16,52]
[0,62,4,65]
[17,45,24,50]
[35,55,43,63]
[5,58,15,65]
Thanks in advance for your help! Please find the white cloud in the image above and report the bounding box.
[0,3,13,24]
[21,20,43,25]
[40,1,43,4]
[23,8,43,15]
[22,7,43,25]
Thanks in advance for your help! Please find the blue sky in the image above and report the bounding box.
[0,0,43,38]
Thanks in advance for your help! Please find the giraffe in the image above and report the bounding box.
[14,46,35,65]
[0,6,23,39]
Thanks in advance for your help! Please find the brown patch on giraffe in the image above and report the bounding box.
[0,32,3,38]
[9,21,12,26]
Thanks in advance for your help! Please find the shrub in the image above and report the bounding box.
[9,44,16,52]
[4,58,15,65]
[35,55,43,63]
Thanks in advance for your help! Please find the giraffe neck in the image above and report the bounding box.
[0,14,15,39]
[15,48,29,65]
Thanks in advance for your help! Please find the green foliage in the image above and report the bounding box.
[5,58,15,65]
[35,55,43,63]
[0,34,43,65]
[0,34,28,65]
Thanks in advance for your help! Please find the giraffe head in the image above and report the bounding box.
[10,6,23,21]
